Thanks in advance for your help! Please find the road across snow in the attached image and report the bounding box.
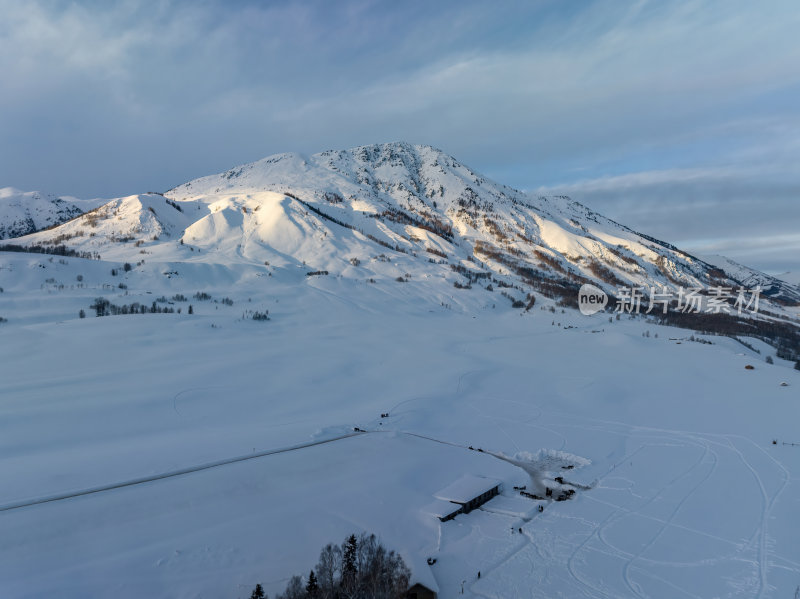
[0,432,364,514]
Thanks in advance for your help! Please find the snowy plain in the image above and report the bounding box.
[1,251,799,599]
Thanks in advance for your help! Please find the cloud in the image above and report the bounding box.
[0,0,798,273]
[535,161,800,273]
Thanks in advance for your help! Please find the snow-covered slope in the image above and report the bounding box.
[0,248,799,599]
[25,192,197,246]
[0,187,102,239]
[702,254,800,306]
[2,144,800,599]
[11,142,799,307]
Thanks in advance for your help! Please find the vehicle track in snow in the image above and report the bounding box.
[0,431,365,513]
[0,425,513,516]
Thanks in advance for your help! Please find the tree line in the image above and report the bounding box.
[250,533,410,599]
[90,297,180,317]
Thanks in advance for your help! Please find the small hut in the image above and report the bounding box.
[407,582,437,599]
[405,554,439,599]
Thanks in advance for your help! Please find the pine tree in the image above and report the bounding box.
[188,304,194,315]
[343,534,357,574]
[342,534,358,592]
[305,570,318,597]
[250,583,265,599]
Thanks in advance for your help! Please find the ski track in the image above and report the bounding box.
[721,434,791,599]
[525,423,793,599]
[619,435,717,598]
[561,432,707,598]
[519,421,737,598]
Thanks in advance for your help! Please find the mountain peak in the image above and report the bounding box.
[0,187,97,239]
[7,143,800,309]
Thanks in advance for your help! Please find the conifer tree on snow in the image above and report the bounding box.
[305,570,319,597]
[342,534,358,590]
[250,583,265,599]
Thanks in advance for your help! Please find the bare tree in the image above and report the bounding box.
[273,533,410,599]
[315,543,341,599]
[276,575,304,599]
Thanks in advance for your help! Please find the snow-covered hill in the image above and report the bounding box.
[2,143,800,599]
[0,187,102,239]
[10,142,800,308]
[701,254,800,305]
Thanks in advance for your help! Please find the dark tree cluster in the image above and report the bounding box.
[426,247,447,259]
[449,263,490,282]
[90,297,178,317]
[323,191,344,204]
[166,199,183,212]
[606,245,639,266]
[525,293,536,311]
[500,291,525,309]
[378,207,453,241]
[244,309,269,321]
[533,249,568,274]
[473,240,588,307]
[585,259,625,287]
[657,311,800,362]
[252,533,410,599]
[0,243,100,260]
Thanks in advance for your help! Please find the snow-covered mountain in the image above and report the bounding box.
[0,187,102,239]
[7,142,800,307]
[701,254,800,305]
[3,143,800,599]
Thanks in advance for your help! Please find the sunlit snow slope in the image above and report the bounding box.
[10,143,800,306]
[2,143,800,599]
[0,187,99,239]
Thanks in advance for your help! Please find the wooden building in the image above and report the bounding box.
[407,582,438,599]
[428,475,502,522]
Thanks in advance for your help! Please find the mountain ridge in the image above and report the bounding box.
[5,142,800,308]
[0,187,98,239]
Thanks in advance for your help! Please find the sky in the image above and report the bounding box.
[1,0,799,274]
